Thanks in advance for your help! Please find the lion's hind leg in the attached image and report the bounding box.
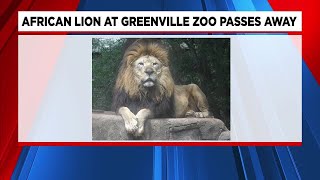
[185,110,196,117]
[187,84,211,118]
[194,111,210,118]
[185,110,210,118]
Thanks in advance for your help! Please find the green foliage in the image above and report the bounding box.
[92,38,230,127]
[92,38,125,110]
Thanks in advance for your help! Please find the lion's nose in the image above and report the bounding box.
[145,68,154,75]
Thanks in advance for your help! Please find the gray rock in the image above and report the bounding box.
[92,111,230,140]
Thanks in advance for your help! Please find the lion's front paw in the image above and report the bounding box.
[124,117,138,134]
[134,122,145,137]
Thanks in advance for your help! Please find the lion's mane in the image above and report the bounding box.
[112,39,175,117]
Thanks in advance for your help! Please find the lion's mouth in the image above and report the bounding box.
[143,78,155,87]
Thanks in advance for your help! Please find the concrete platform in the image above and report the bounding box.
[92,111,230,140]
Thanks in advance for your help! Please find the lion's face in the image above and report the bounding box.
[132,55,163,88]
[114,39,174,99]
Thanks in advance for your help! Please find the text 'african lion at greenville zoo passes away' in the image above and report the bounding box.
[112,39,211,138]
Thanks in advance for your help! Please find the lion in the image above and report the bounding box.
[112,39,211,137]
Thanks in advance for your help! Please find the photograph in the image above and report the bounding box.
[92,38,230,140]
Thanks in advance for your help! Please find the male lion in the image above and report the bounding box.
[112,39,210,137]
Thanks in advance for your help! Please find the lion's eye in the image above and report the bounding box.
[153,63,158,66]
[138,62,144,66]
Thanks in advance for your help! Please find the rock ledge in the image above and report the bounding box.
[92,111,230,140]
